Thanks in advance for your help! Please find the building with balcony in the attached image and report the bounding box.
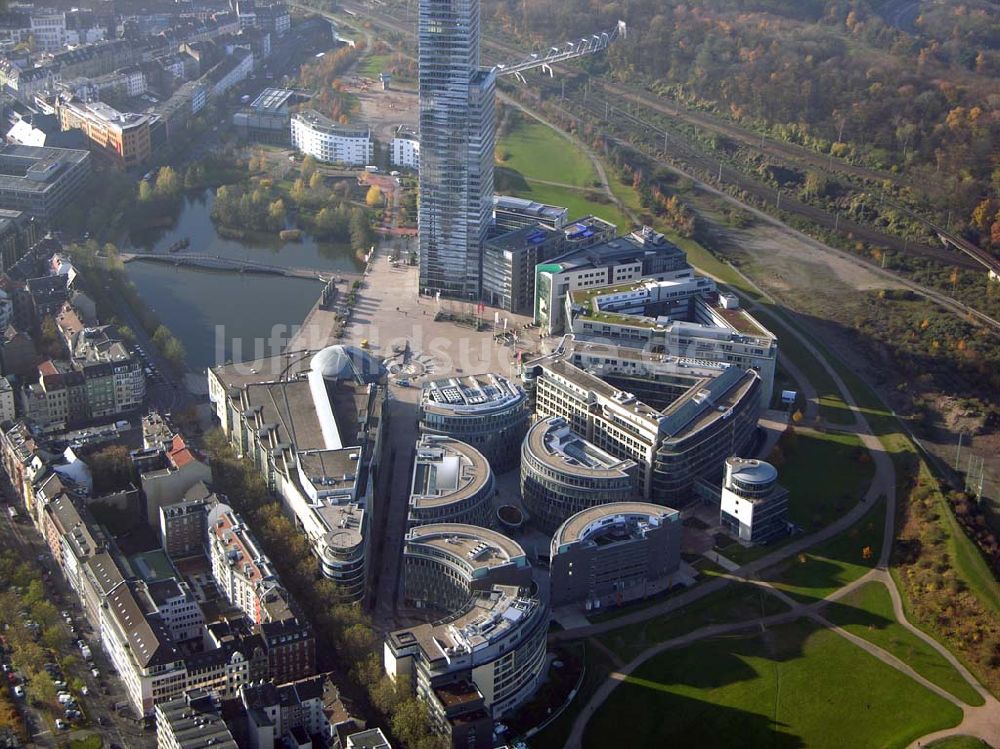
[522,336,761,507]
[549,502,681,610]
[390,124,419,169]
[520,415,638,534]
[408,435,494,529]
[418,373,529,473]
[291,110,372,165]
[719,457,789,546]
[207,501,287,625]
[384,524,546,748]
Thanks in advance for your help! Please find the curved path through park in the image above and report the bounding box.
[564,302,998,748]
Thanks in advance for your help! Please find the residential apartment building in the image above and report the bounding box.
[29,9,66,52]
[207,501,285,625]
[0,210,40,272]
[159,488,211,559]
[0,145,91,223]
[719,457,790,546]
[155,690,239,749]
[417,374,529,473]
[520,415,638,534]
[385,525,547,748]
[390,125,419,169]
[523,337,762,507]
[58,100,153,169]
[549,502,682,609]
[290,110,373,165]
[408,435,494,529]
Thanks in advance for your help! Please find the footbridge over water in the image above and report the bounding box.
[120,252,362,284]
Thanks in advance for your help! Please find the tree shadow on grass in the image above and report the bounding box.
[584,608,922,749]
[494,166,531,193]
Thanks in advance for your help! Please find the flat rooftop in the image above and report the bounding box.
[405,523,526,573]
[525,415,636,479]
[410,436,491,510]
[493,194,568,222]
[0,144,88,192]
[293,109,370,139]
[553,501,679,549]
[421,373,526,416]
[389,584,541,662]
[529,336,760,441]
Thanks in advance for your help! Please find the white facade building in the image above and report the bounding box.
[30,10,66,52]
[0,377,15,424]
[390,125,419,169]
[719,457,789,546]
[291,110,373,165]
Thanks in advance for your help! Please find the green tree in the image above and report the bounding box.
[137,180,153,202]
[309,171,323,190]
[154,166,181,198]
[39,316,64,359]
[301,154,317,181]
[30,672,56,708]
[268,199,287,231]
[88,444,134,493]
[163,337,186,371]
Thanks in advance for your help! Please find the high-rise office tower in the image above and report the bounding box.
[418,0,496,298]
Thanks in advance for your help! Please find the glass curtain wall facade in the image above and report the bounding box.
[418,0,496,298]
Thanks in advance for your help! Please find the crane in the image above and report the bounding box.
[493,20,627,82]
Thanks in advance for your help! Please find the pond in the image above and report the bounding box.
[126,189,362,371]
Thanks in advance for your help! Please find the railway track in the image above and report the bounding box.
[334,0,1000,332]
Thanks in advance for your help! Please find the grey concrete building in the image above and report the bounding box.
[0,145,91,223]
[520,415,638,534]
[549,502,681,609]
[409,435,494,529]
[418,373,529,473]
[523,337,761,507]
[385,524,546,748]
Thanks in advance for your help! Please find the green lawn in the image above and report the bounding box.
[779,429,875,531]
[584,619,963,749]
[357,54,391,79]
[762,500,885,603]
[497,119,599,188]
[505,181,632,233]
[598,583,789,663]
[824,582,983,706]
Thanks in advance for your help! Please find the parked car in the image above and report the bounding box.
[55,719,67,730]
[13,685,24,698]
[90,668,100,678]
